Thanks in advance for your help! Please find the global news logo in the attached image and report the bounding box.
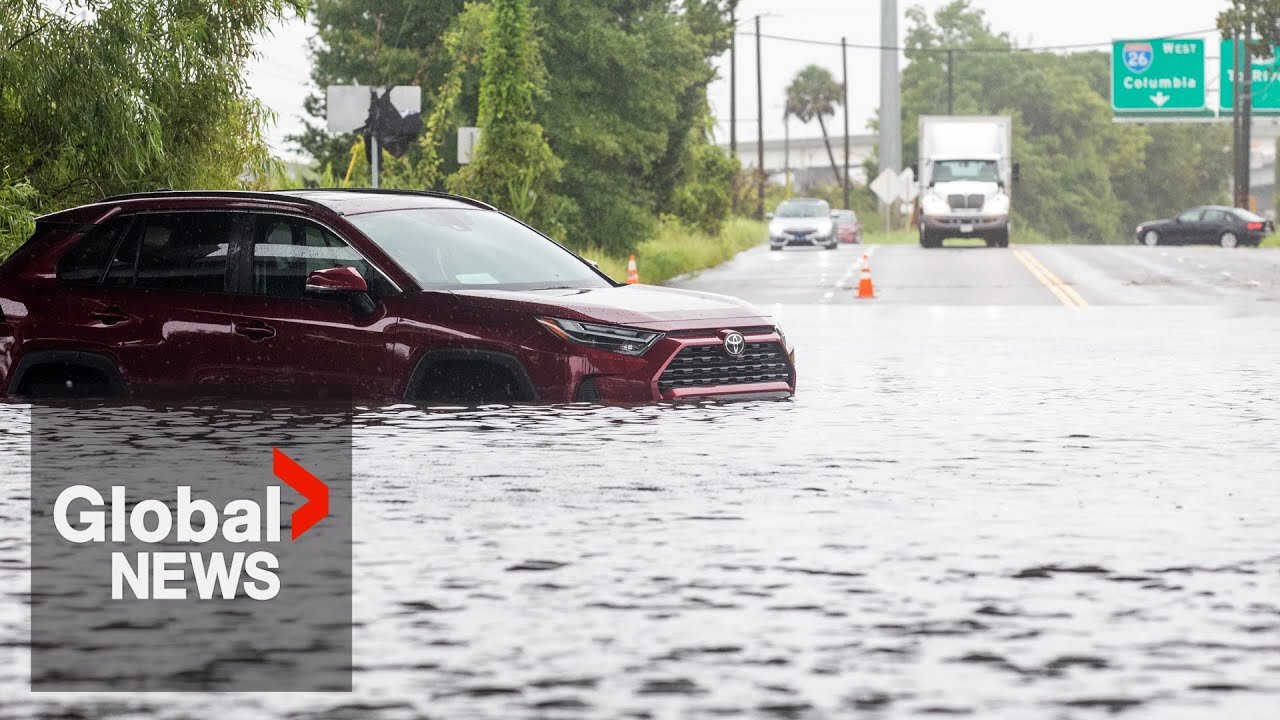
[50,448,328,601]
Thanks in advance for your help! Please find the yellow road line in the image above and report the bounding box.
[1010,246,1089,307]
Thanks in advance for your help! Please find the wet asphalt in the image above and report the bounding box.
[3,241,1280,718]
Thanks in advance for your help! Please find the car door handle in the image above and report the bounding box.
[90,307,130,326]
[233,321,276,341]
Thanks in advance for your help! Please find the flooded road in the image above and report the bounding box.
[4,253,1280,717]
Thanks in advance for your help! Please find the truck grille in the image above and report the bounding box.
[947,194,984,210]
[658,342,792,393]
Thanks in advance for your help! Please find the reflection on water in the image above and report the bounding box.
[2,305,1280,718]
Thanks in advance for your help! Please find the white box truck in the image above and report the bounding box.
[917,115,1013,248]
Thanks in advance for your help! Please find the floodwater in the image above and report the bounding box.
[1,304,1279,719]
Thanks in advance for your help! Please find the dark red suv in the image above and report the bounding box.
[0,190,795,403]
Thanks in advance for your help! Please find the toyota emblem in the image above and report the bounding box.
[723,331,746,357]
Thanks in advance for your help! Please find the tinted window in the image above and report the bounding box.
[348,209,609,291]
[251,215,393,298]
[1177,209,1203,223]
[109,213,237,293]
[56,217,132,283]
[1232,208,1266,222]
[1202,209,1228,224]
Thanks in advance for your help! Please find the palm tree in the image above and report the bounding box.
[785,64,843,186]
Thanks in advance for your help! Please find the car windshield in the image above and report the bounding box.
[933,160,999,183]
[348,209,611,291]
[833,211,855,223]
[776,201,830,218]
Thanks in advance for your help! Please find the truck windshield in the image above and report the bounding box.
[933,160,999,184]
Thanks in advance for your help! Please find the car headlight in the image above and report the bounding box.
[922,193,949,215]
[536,317,663,356]
[985,193,1010,214]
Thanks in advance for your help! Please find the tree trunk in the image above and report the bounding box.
[816,114,842,186]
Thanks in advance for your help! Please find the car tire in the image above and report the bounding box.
[1143,230,1160,247]
[1220,231,1239,249]
[825,240,838,250]
[769,244,783,252]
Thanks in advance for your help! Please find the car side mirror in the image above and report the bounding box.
[765,213,774,220]
[830,211,840,218]
[306,266,368,294]
[306,266,375,315]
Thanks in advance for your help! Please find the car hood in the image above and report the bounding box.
[930,180,1000,196]
[443,284,773,331]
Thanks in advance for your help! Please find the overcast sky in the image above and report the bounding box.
[246,1,1223,161]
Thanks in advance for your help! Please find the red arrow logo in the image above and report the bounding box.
[273,448,329,540]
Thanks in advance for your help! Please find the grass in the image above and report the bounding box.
[583,217,767,285]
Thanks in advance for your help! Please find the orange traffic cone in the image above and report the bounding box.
[856,254,875,299]
[626,255,640,284]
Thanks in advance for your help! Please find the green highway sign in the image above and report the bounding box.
[1220,39,1280,113]
[1111,38,1206,113]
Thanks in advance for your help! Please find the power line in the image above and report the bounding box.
[735,26,1218,54]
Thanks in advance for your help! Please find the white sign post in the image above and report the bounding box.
[457,127,481,164]
[870,169,904,234]
[326,85,422,188]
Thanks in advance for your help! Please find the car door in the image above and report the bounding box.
[1199,209,1228,244]
[36,211,253,392]
[223,213,402,399]
[1171,208,1205,244]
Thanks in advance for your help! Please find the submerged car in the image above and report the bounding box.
[0,190,795,403]
[768,198,837,250]
[1136,206,1273,248]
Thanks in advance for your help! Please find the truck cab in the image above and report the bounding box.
[917,116,1013,248]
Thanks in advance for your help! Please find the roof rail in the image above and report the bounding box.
[100,189,331,211]
[285,187,496,211]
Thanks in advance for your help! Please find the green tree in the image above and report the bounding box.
[0,0,301,255]
[449,0,565,235]
[1219,0,1280,51]
[292,0,468,176]
[301,0,735,253]
[785,65,844,186]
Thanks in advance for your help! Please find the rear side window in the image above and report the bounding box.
[119,213,237,293]
[56,217,133,283]
[1203,209,1228,223]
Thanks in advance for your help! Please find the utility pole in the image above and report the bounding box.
[879,0,901,226]
[755,14,765,220]
[784,110,791,197]
[947,49,955,115]
[1238,27,1254,209]
[842,36,851,210]
[729,8,737,214]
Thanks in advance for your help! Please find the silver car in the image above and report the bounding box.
[768,198,837,251]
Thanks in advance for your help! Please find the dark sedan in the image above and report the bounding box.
[1136,206,1273,248]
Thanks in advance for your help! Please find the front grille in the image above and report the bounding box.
[785,228,817,237]
[658,342,791,393]
[947,194,984,210]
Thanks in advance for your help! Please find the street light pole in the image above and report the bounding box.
[755,14,765,220]
[947,48,954,115]
[729,8,737,214]
[842,36,851,210]
[784,110,791,197]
